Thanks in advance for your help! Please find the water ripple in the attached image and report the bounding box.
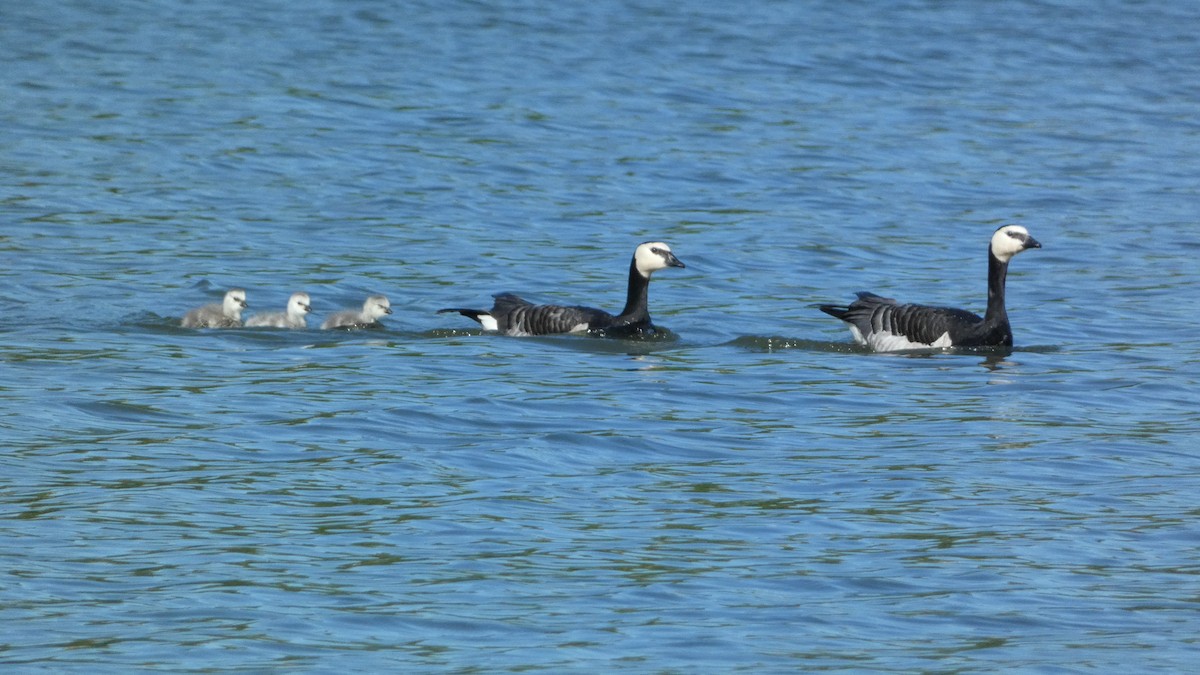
[3,0,1200,672]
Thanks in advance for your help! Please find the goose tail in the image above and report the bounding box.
[816,303,850,320]
[437,308,498,331]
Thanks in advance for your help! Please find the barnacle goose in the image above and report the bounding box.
[818,225,1041,351]
[438,241,685,337]
[321,295,392,330]
[246,292,312,328]
[181,288,248,328]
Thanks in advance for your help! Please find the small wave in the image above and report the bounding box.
[726,335,869,353]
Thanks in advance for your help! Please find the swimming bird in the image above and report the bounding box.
[818,224,1042,351]
[245,292,312,329]
[321,295,392,330]
[181,288,248,328]
[438,241,685,337]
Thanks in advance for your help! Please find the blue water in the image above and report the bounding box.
[4,0,1200,671]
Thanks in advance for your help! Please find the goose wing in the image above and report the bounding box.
[492,293,614,336]
[829,292,981,347]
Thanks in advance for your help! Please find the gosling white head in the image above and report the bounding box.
[990,225,1042,264]
[224,289,248,319]
[287,292,312,320]
[633,241,686,278]
[364,295,392,321]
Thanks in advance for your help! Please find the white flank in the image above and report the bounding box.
[868,329,950,353]
[479,315,499,331]
[569,322,590,333]
[865,330,953,353]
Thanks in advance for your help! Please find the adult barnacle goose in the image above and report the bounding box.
[246,292,312,328]
[321,295,393,330]
[438,241,685,337]
[818,225,1041,351]
[181,288,248,328]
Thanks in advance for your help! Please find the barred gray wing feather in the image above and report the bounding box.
[840,292,978,345]
[492,293,615,336]
[873,302,981,345]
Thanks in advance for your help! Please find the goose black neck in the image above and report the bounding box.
[617,256,652,323]
[983,249,1009,326]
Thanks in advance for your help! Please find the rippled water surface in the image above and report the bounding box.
[4,0,1200,671]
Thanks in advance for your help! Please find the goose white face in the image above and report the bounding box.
[365,295,392,320]
[990,225,1041,263]
[224,289,248,315]
[288,292,312,316]
[634,241,685,277]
